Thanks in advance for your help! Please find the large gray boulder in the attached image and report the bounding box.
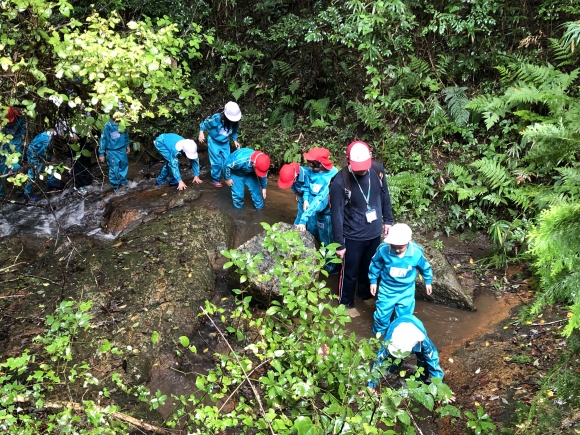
[229,228,475,311]
[230,222,317,306]
[414,235,475,310]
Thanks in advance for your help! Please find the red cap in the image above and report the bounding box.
[278,162,300,189]
[347,141,372,171]
[5,107,20,123]
[303,147,333,170]
[251,151,270,177]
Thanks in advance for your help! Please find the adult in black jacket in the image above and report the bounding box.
[330,141,394,308]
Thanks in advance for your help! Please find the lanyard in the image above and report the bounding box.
[351,168,371,210]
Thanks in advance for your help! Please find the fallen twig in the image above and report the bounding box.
[530,319,566,327]
[2,262,27,272]
[0,294,26,299]
[22,274,61,284]
[201,307,276,435]
[218,358,271,413]
[6,396,170,433]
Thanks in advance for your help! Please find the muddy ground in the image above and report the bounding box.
[437,278,574,434]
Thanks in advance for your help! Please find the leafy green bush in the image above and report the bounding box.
[167,223,458,433]
[0,300,166,434]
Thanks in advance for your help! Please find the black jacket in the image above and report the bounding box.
[330,164,394,250]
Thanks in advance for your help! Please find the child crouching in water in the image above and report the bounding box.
[369,223,433,337]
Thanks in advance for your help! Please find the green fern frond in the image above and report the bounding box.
[514,64,554,87]
[436,53,452,76]
[231,83,253,100]
[288,81,300,94]
[482,111,502,130]
[408,55,431,77]
[457,186,488,201]
[272,60,293,77]
[268,106,285,128]
[548,37,575,67]
[495,65,515,84]
[347,101,382,130]
[523,121,580,167]
[482,192,508,206]
[506,188,534,210]
[239,48,263,58]
[281,111,295,131]
[556,166,580,186]
[465,94,497,111]
[446,162,468,178]
[527,202,580,335]
[471,158,511,190]
[279,94,299,107]
[442,86,469,127]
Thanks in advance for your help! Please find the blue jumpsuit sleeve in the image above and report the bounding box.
[123,129,130,148]
[225,161,233,181]
[417,252,433,285]
[189,158,200,177]
[199,114,218,131]
[368,246,386,285]
[258,175,267,189]
[231,125,239,142]
[381,176,394,225]
[98,124,110,156]
[299,183,330,225]
[28,134,50,163]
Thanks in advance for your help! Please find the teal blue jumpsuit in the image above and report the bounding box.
[154,133,199,185]
[23,132,57,197]
[368,314,443,387]
[98,119,130,189]
[369,241,433,336]
[224,148,266,209]
[200,113,238,184]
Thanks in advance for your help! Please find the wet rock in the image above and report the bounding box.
[3,206,234,383]
[101,188,201,235]
[230,222,317,306]
[415,235,475,310]
[125,353,153,383]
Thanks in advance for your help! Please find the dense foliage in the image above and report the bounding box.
[2,0,580,432]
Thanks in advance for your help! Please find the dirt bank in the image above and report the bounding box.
[437,281,571,434]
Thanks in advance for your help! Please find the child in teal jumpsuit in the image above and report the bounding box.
[277,162,309,225]
[296,148,338,271]
[224,148,270,209]
[98,117,130,190]
[369,223,433,336]
[23,131,59,200]
[368,314,443,389]
[198,102,241,187]
[154,133,201,191]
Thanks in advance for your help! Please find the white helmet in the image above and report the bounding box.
[224,101,242,122]
[384,223,412,245]
[387,322,425,357]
